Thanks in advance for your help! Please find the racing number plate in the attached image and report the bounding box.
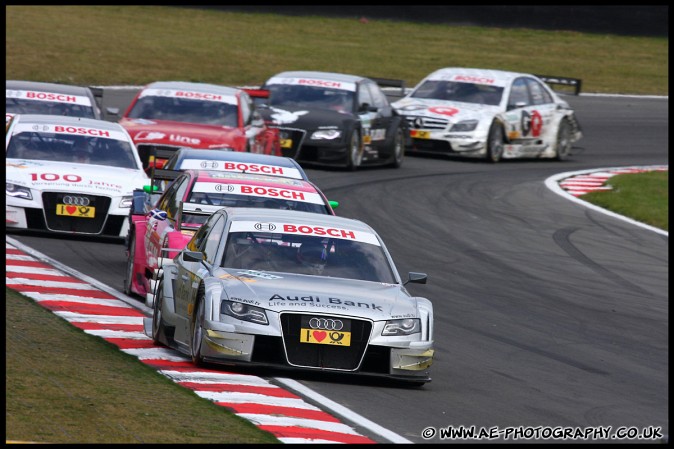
[410,130,431,139]
[299,316,351,346]
[280,139,293,149]
[56,204,96,218]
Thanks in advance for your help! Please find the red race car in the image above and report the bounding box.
[118,81,281,171]
[124,167,337,305]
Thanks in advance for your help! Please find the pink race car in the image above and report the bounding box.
[124,167,337,305]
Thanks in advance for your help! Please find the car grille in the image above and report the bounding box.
[280,313,372,371]
[405,115,448,130]
[410,138,454,154]
[135,143,183,170]
[275,127,306,159]
[41,192,112,235]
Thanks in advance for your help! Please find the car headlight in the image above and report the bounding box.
[6,183,32,200]
[220,300,268,325]
[118,195,133,208]
[450,120,479,132]
[311,129,342,140]
[382,318,421,336]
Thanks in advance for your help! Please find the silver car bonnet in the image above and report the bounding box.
[215,267,418,320]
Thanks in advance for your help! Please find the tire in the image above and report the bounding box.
[486,121,504,163]
[554,118,572,161]
[123,232,135,296]
[389,127,405,168]
[346,129,363,171]
[151,279,165,345]
[191,289,206,366]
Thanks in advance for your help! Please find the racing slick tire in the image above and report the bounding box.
[123,232,135,296]
[151,279,166,345]
[389,127,405,169]
[554,118,572,161]
[486,121,504,163]
[346,129,363,171]
[191,287,207,367]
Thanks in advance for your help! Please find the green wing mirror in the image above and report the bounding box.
[329,200,340,210]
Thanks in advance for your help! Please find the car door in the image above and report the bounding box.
[505,76,555,149]
[364,81,395,154]
[356,82,381,158]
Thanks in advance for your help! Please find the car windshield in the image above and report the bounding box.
[5,97,96,119]
[410,80,504,106]
[127,95,239,127]
[187,191,330,214]
[267,85,354,113]
[6,131,140,169]
[221,232,396,283]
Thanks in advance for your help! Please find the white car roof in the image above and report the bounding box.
[142,81,241,96]
[6,80,96,97]
[224,207,372,232]
[422,67,533,86]
[9,113,129,133]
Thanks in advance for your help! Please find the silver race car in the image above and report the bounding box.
[392,67,583,162]
[145,207,434,385]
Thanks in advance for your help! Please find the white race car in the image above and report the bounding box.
[6,114,148,238]
[392,67,583,162]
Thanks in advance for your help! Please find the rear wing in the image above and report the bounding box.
[534,75,582,96]
[243,88,271,109]
[369,77,407,99]
[175,201,222,231]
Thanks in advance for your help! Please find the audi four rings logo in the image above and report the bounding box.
[214,183,234,192]
[254,222,276,231]
[309,318,344,331]
[413,117,424,129]
[62,195,90,206]
[200,161,220,168]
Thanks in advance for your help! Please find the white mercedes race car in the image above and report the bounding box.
[145,207,434,385]
[6,114,148,238]
[392,67,583,162]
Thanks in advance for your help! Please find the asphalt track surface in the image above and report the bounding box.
[8,93,668,443]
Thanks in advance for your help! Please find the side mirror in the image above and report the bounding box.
[404,272,427,286]
[329,200,340,210]
[183,251,204,262]
[143,185,159,193]
[105,107,120,116]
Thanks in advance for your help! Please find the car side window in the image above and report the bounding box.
[508,78,530,109]
[157,175,189,220]
[527,79,553,105]
[239,92,251,126]
[357,83,375,111]
[202,215,226,264]
[366,82,388,109]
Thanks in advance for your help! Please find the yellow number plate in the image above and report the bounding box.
[300,328,351,346]
[56,204,96,218]
[410,130,431,139]
[280,139,293,149]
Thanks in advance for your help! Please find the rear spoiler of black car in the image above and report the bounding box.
[534,75,582,95]
[369,77,407,97]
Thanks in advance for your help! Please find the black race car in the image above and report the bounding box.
[258,71,408,170]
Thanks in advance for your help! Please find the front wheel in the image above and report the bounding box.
[123,232,135,296]
[389,127,405,168]
[554,118,572,161]
[486,121,504,163]
[151,279,165,345]
[346,130,363,171]
[191,291,206,367]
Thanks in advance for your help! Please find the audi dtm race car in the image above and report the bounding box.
[146,207,434,385]
[6,80,102,123]
[117,81,281,171]
[124,167,337,305]
[258,71,407,170]
[391,67,583,162]
[6,114,148,238]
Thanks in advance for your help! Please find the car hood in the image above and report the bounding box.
[119,118,245,149]
[216,267,419,320]
[261,106,356,130]
[6,159,148,196]
[392,97,501,122]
